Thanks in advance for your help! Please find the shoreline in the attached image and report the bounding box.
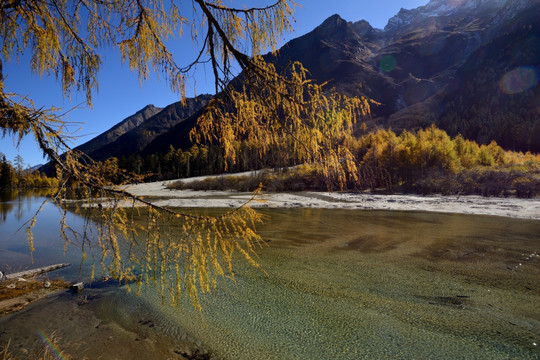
[0,285,207,359]
[120,176,540,220]
[0,278,70,317]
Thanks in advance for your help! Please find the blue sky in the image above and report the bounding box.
[0,0,429,167]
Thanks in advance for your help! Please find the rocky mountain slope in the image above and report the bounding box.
[48,0,540,168]
[270,0,539,151]
[39,95,211,174]
[437,3,540,151]
[86,94,213,161]
[72,94,212,162]
[75,104,163,158]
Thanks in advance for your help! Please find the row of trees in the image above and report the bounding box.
[0,154,57,189]
[116,141,299,181]
[9,123,533,195]
[132,123,538,198]
[108,126,540,187]
[6,124,537,193]
[118,145,225,180]
[353,126,540,196]
[356,126,515,184]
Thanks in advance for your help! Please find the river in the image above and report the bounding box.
[0,192,539,359]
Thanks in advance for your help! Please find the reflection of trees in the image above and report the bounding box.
[0,190,17,223]
[15,198,23,221]
[0,189,54,224]
[0,202,14,223]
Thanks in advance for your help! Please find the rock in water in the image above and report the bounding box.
[71,282,84,293]
[0,270,3,282]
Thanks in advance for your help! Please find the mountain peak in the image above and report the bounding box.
[322,14,345,24]
[138,104,160,115]
[317,14,348,33]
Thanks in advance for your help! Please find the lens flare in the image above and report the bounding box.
[37,330,66,360]
[379,55,397,72]
[499,66,538,94]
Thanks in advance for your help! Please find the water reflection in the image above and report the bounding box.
[0,196,539,359]
[0,189,55,224]
[0,190,90,277]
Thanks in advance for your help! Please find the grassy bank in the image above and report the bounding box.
[167,164,540,198]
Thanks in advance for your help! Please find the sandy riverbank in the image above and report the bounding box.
[120,174,540,220]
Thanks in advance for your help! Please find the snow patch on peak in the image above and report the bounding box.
[384,0,512,32]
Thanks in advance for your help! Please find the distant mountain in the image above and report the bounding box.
[437,3,540,151]
[379,0,540,151]
[266,14,395,115]
[39,95,211,174]
[268,0,537,132]
[29,164,44,172]
[75,104,163,158]
[46,0,539,169]
[266,0,538,151]
[384,0,513,33]
[141,106,208,156]
[85,94,212,161]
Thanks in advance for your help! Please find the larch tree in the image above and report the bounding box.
[0,0,371,309]
[13,154,24,175]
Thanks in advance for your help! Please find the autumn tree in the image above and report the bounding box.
[0,154,15,189]
[0,0,373,308]
[13,154,24,176]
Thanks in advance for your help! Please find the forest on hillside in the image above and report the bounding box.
[109,125,540,197]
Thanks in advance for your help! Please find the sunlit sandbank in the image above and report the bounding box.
[118,172,540,220]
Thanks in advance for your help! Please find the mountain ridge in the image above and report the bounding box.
[74,94,212,162]
[75,104,163,158]
[42,0,540,172]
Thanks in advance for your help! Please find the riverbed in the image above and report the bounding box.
[0,192,539,359]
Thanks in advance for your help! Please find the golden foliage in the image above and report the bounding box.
[0,0,377,310]
[0,1,300,309]
[193,59,372,190]
[17,149,266,310]
[353,126,540,195]
[0,0,295,104]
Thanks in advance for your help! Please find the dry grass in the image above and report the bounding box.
[167,165,540,198]
[0,279,70,302]
[1,332,75,360]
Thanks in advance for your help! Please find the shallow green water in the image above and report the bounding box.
[1,194,539,359]
[144,208,540,359]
